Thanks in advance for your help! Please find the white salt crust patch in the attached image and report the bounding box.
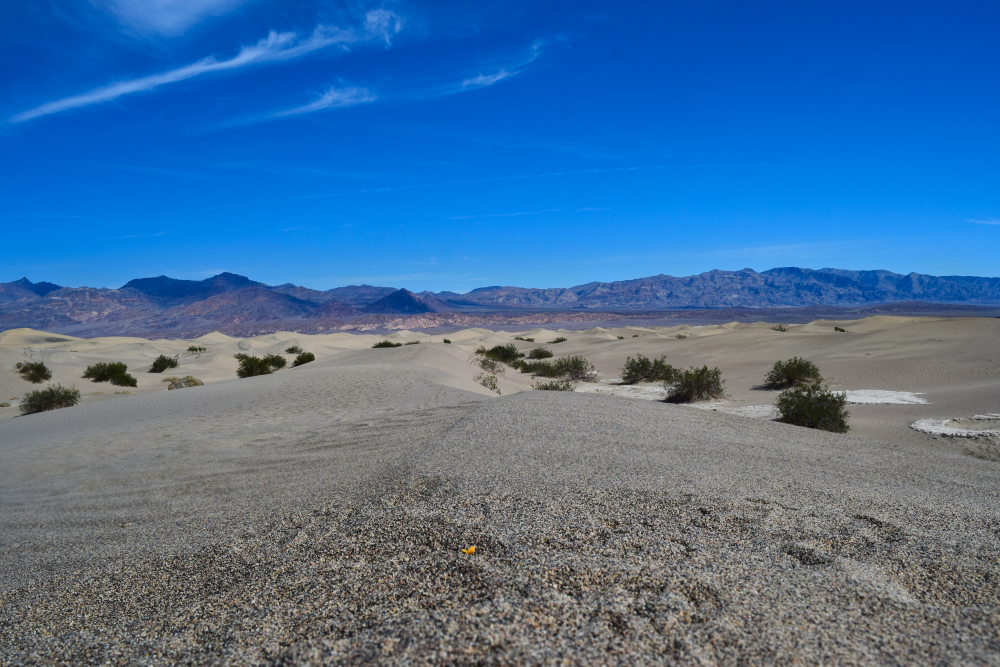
[838,390,928,405]
[573,383,667,401]
[911,414,1000,438]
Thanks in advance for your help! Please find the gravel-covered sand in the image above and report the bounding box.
[3,322,1000,664]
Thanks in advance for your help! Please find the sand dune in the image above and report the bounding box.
[2,317,999,663]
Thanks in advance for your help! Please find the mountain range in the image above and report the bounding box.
[1,267,998,338]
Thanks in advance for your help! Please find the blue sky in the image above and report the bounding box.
[1,0,997,292]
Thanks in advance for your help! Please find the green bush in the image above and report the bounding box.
[20,384,80,415]
[621,354,676,385]
[233,353,250,361]
[514,336,535,342]
[676,334,688,339]
[763,357,823,388]
[482,344,523,364]
[262,353,287,370]
[772,324,788,332]
[534,380,572,391]
[404,340,421,345]
[292,352,316,367]
[474,373,501,395]
[616,335,624,340]
[527,347,553,359]
[475,356,506,374]
[665,366,725,403]
[516,356,595,381]
[149,355,179,373]
[442,339,452,344]
[187,346,206,353]
[834,327,846,333]
[236,356,272,378]
[373,340,402,348]
[285,345,303,354]
[15,361,52,384]
[632,334,639,338]
[776,383,849,433]
[547,336,568,344]
[82,361,136,387]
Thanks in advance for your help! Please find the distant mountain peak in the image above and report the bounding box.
[361,288,435,314]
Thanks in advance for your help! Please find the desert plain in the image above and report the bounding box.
[1,316,999,664]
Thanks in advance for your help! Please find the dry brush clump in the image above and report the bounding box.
[514,356,596,382]
[664,366,725,403]
[285,345,303,354]
[776,383,850,433]
[621,354,676,385]
[20,384,80,415]
[763,357,823,388]
[527,347,553,359]
[373,340,402,348]
[533,380,572,391]
[163,376,204,390]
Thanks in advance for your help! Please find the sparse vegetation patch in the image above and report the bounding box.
[372,340,402,348]
[515,356,596,381]
[442,339,452,344]
[527,347,553,359]
[292,352,316,367]
[20,384,80,415]
[474,373,501,395]
[481,344,523,364]
[262,353,287,370]
[664,366,725,403]
[772,324,788,332]
[621,354,676,385]
[547,337,568,344]
[776,383,850,433]
[186,346,206,354]
[404,340,421,345]
[285,345,303,354]
[514,337,535,342]
[534,380,572,391]
[834,327,847,332]
[764,357,823,388]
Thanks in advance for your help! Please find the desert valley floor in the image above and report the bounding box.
[1,316,999,664]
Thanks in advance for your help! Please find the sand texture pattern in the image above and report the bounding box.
[2,319,1000,664]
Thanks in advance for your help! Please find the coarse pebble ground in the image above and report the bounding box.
[2,352,1000,664]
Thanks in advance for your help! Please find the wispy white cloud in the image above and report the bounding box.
[9,9,402,123]
[94,0,254,36]
[273,86,376,117]
[970,219,1000,226]
[450,209,559,220]
[459,41,543,91]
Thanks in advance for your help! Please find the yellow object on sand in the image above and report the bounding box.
[461,546,476,555]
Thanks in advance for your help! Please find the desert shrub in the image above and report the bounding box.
[475,356,506,374]
[763,357,823,388]
[776,383,849,433]
[0,401,10,408]
[236,356,272,378]
[676,334,688,339]
[482,344,523,364]
[262,353,287,370]
[15,361,52,384]
[285,345,303,354]
[443,339,452,344]
[772,324,788,332]
[534,380,572,391]
[474,373,501,395]
[527,347,553,359]
[621,354,676,385]
[616,335,624,340]
[292,352,316,367]
[514,336,535,342]
[149,355,179,373]
[834,327,846,333]
[555,356,596,381]
[20,384,80,415]
[373,340,402,348]
[233,353,250,361]
[516,360,556,376]
[82,361,136,387]
[84,361,127,382]
[665,366,725,403]
[187,346,206,353]
[404,340,421,345]
[632,334,639,338]
[547,337,568,344]
[166,376,203,390]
